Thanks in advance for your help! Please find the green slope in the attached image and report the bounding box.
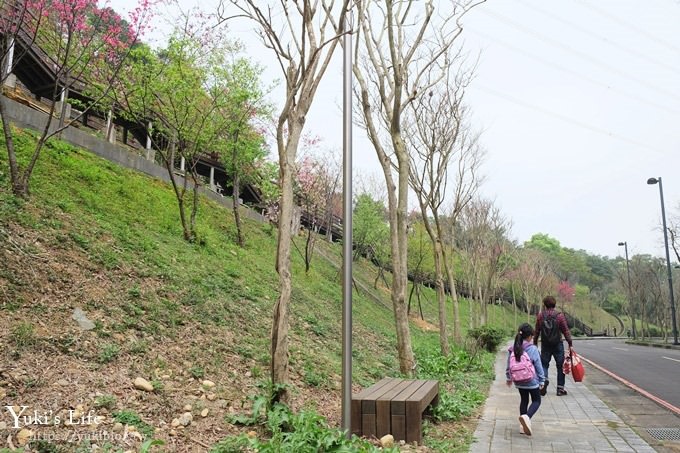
[1,128,498,452]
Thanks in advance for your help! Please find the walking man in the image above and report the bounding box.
[533,295,573,396]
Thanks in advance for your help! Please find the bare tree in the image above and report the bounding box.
[515,248,556,322]
[457,198,511,326]
[628,255,669,340]
[350,0,483,374]
[668,203,680,263]
[406,65,483,348]
[435,128,483,340]
[221,0,349,402]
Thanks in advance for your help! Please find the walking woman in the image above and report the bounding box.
[506,323,545,436]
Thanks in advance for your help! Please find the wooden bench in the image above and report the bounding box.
[351,377,439,444]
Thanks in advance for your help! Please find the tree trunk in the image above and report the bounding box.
[232,168,244,247]
[271,123,302,403]
[433,244,449,355]
[304,225,314,273]
[442,246,462,343]
[392,137,415,376]
[630,309,637,339]
[160,138,192,242]
[189,168,199,242]
[418,203,449,355]
[0,96,25,197]
[511,283,518,328]
[476,276,485,325]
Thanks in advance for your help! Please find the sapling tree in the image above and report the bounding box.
[111,20,242,242]
[405,63,483,350]
[293,147,341,272]
[220,0,350,402]
[457,198,511,326]
[217,56,270,247]
[1,0,48,181]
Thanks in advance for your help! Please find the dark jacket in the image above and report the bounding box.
[532,308,573,347]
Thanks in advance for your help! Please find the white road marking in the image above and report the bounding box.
[613,347,629,351]
[662,356,680,363]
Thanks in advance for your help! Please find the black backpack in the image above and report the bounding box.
[540,311,561,345]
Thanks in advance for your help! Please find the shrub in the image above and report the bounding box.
[646,326,662,337]
[467,325,506,352]
[215,401,395,453]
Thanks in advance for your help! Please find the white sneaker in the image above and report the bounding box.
[519,414,532,436]
[519,424,525,434]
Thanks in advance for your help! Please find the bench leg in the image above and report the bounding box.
[405,401,422,444]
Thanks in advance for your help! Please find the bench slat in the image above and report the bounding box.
[376,379,415,437]
[356,378,402,437]
[390,380,428,440]
[351,377,394,436]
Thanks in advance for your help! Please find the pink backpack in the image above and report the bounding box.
[509,350,536,383]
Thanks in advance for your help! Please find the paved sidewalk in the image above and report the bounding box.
[469,345,656,452]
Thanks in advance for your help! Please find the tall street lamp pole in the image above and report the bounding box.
[341,10,354,436]
[647,177,679,345]
[618,241,635,339]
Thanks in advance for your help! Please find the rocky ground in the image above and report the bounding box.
[1,221,480,452]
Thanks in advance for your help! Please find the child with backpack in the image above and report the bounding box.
[506,323,545,436]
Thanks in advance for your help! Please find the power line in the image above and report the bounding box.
[478,8,680,104]
[575,0,680,56]
[467,27,680,117]
[518,0,680,75]
[473,83,668,155]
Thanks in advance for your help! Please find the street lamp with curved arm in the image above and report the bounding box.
[647,177,679,345]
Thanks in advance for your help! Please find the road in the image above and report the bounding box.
[573,338,680,411]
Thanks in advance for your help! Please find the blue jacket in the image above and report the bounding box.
[505,340,545,389]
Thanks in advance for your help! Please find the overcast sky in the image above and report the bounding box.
[111,0,680,260]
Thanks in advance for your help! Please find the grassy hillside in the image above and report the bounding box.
[0,128,504,452]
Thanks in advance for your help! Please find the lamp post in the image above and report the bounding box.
[341,11,354,436]
[647,177,679,345]
[618,241,636,339]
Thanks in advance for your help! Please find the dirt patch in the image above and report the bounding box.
[0,221,480,452]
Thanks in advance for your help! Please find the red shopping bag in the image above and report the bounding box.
[562,353,572,375]
[570,349,585,382]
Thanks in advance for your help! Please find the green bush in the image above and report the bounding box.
[467,325,506,352]
[646,326,662,337]
[414,343,493,423]
[571,327,583,337]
